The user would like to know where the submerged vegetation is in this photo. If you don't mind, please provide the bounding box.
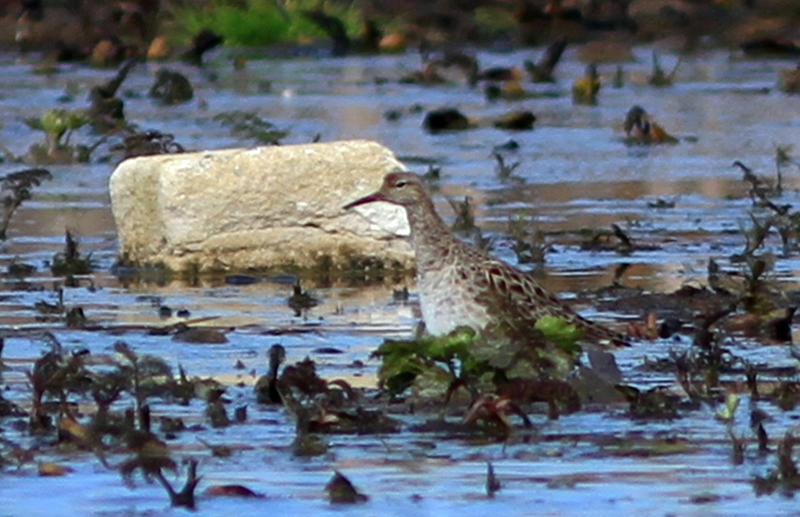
[5,269,800,509]
[0,168,51,240]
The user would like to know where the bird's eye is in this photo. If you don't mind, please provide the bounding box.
[394,180,408,188]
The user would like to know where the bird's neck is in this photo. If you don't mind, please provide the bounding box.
[404,197,457,270]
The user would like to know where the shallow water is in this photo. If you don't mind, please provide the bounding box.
[2,46,800,516]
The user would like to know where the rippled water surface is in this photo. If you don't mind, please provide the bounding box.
[2,46,800,516]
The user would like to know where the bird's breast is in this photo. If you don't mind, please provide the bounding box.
[416,266,491,336]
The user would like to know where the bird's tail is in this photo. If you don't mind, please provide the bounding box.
[575,316,630,348]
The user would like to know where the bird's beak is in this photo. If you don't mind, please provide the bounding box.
[343,191,386,210]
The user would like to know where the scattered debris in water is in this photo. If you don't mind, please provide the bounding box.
[149,69,194,106]
[326,471,368,504]
[110,129,185,159]
[213,111,288,144]
[486,461,501,497]
[287,281,320,317]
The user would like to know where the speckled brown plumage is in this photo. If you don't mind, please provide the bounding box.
[345,171,628,347]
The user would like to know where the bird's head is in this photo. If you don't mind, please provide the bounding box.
[343,171,426,209]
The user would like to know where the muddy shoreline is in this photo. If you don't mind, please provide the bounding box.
[1,1,799,57]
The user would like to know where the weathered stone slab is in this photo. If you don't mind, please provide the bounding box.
[109,140,413,272]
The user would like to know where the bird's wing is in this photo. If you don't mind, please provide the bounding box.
[464,253,629,347]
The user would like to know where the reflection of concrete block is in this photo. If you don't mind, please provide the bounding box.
[109,140,412,272]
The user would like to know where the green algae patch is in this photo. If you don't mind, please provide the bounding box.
[372,327,477,397]
[373,317,585,408]
[534,315,584,354]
